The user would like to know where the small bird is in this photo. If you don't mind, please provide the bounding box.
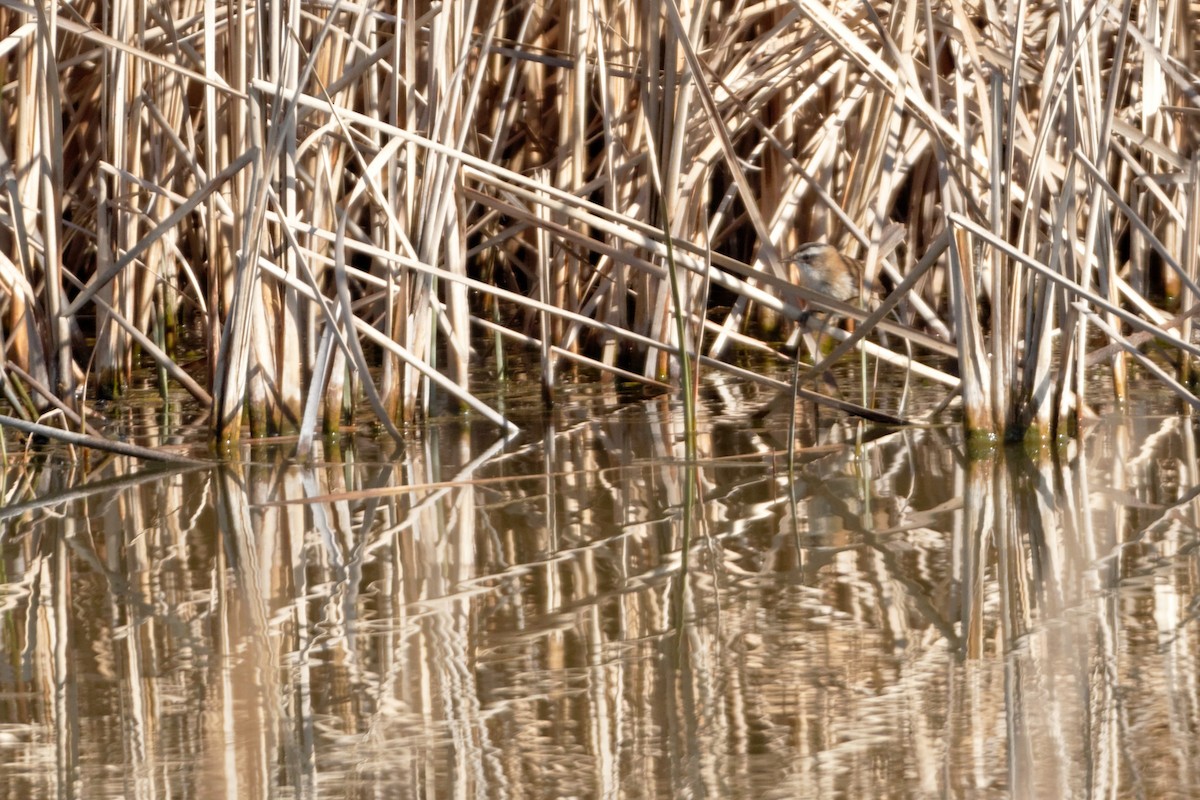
[756,242,883,420]
[788,242,872,306]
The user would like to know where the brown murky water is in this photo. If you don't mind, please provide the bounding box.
[1,376,1198,798]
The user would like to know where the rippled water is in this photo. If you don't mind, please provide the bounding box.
[1,376,1198,798]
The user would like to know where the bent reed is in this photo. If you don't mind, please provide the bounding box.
[0,0,1196,450]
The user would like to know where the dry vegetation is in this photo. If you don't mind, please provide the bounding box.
[0,0,1196,450]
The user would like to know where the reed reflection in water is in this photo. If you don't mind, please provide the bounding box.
[0,387,1198,798]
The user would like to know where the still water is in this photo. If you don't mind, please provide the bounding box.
[1,375,1198,798]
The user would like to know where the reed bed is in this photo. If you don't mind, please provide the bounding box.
[0,0,1195,447]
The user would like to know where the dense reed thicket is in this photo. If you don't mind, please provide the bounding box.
[0,0,1196,448]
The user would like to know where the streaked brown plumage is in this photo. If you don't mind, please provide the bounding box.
[788,242,870,305]
[756,244,879,419]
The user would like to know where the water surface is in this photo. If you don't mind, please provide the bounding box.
[1,377,1198,798]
